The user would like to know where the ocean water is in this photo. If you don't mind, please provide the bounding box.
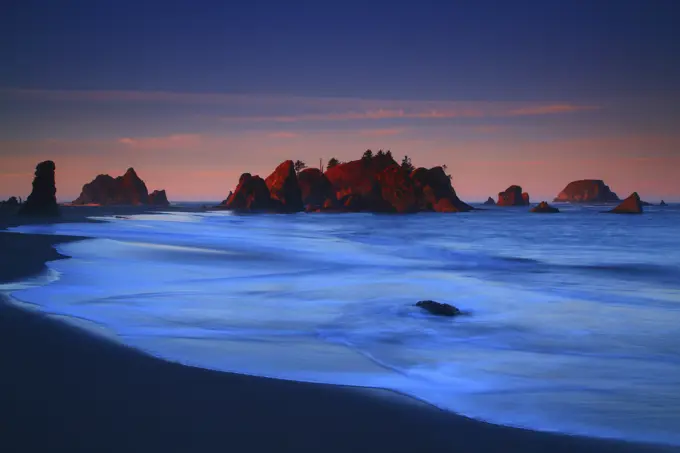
[5,203,680,445]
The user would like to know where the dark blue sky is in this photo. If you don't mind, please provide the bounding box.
[3,0,679,100]
[2,0,680,201]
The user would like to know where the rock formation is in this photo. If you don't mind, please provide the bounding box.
[609,192,643,214]
[554,180,620,203]
[410,167,473,212]
[18,161,59,216]
[483,197,496,205]
[148,190,170,206]
[1,196,19,207]
[264,160,304,212]
[660,200,668,206]
[221,173,276,212]
[220,155,473,214]
[73,168,169,206]
[415,300,463,317]
[497,185,530,206]
[531,201,560,213]
[297,168,337,211]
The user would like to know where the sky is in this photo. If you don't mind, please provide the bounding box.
[1,0,679,202]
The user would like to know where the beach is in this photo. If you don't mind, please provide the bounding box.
[1,207,678,453]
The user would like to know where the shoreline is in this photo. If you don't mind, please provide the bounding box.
[1,211,677,452]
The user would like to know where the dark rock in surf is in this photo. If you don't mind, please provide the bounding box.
[660,200,668,206]
[483,197,496,206]
[18,161,59,216]
[73,167,163,206]
[609,192,643,214]
[222,173,276,212]
[410,166,473,212]
[530,201,560,213]
[416,300,462,317]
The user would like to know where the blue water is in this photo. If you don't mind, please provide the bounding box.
[5,203,680,445]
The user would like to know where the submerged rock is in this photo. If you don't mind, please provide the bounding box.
[531,201,560,213]
[609,192,643,214]
[554,180,620,203]
[483,197,496,205]
[497,185,530,206]
[415,300,462,317]
[18,161,59,216]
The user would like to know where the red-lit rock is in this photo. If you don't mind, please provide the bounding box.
[410,167,473,212]
[609,192,643,214]
[530,201,560,213]
[497,185,530,206]
[554,180,620,203]
[297,168,337,211]
[264,160,303,213]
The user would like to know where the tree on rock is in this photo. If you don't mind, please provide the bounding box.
[294,160,307,174]
[401,155,414,173]
[327,157,340,169]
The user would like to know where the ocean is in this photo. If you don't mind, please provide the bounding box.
[5,203,680,445]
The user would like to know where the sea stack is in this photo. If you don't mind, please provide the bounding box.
[483,197,496,205]
[497,185,530,206]
[18,160,59,216]
[222,173,276,212]
[148,190,170,206]
[73,168,168,206]
[531,201,560,213]
[609,192,643,214]
[660,200,668,206]
[264,160,304,213]
[554,180,620,203]
[410,166,473,212]
[297,168,338,211]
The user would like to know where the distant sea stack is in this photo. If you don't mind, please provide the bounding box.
[497,185,530,206]
[609,192,643,214]
[219,153,473,214]
[531,201,560,213]
[18,160,59,216]
[554,180,620,203]
[660,200,668,206]
[72,168,169,206]
[148,190,170,206]
[483,197,496,206]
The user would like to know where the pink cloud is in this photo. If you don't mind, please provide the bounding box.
[508,104,600,116]
[117,134,202,150]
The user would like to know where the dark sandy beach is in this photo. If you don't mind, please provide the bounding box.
[1,208,677,453]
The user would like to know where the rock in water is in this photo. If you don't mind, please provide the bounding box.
[73,168,160,205]
[297,168,337,211]
[609,192,643,214]
[264,160,304,212]
[660,200,668,206]
[410,166,473,212]
[223,173,275,211]
[415,300,462,317]
[483,197,496,205]
[18,161,59,216]
[497,185,530,206]
[148,190,170,206]
[531,201,560,213]
[554,180,620,203]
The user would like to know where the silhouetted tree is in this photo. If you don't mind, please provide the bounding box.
[385,150,393,159]
[327,157,340,169]
[294,160,307,174]
[376,149,386,157]
[401,155,414,173]
[362,149,374,160]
